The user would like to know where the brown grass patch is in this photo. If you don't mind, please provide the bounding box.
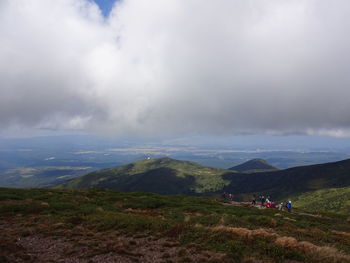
[275,236,350,263]
[284,217,297,222]
[332,230,350,238]
[40,202,50,207]
[212,226,277,240]
[125,208,165,219]
[183,212,204,217]
[165,225,188,238]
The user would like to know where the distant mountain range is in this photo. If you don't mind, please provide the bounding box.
[55,157,350,214]
[229,158,278,173]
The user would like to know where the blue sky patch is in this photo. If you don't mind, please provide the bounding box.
[92,0,117,17]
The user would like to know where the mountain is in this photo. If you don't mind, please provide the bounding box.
[224,158,350,202]
[56,157,350,214]
[56,157,232,194]
[229,158,278,173]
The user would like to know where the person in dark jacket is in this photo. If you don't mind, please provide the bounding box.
[222,192,227,200]
[252,194,256,205]
[260,195,265,206]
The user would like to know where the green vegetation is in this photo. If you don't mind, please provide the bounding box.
[225,158,350,203]
[293,187,350,214]
[229,158,279,173]
[0,188,349,262]
[53,157,350,217]
[56,157,231,194]
[0,166,93,188]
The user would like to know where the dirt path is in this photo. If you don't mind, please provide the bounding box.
[222,200,324,218]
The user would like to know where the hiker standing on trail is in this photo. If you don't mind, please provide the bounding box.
[286,201,292,212]
[278,202,283,211]
[222,192,227,200]
[252,194,256,205]
[261,195,265,206]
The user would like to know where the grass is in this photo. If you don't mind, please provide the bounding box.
[0,188,349,262]
[292,187,350,214]
[56,157,231,194]
[224,158,350,203]
[1,166,93,188]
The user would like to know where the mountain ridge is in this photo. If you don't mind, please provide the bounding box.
[229,158,278,173]
[56,157,350,213]
[56,157,232,194]
[224,158,350,201]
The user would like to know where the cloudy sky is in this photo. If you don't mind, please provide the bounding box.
[1,0,350,138]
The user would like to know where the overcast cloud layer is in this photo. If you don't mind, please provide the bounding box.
[1,0,350,137]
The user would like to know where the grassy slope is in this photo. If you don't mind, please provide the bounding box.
[292,187,350,214]
[229,158,278,173]
[0,166,93,188]
[0,188,350,263]
[56,158,232,194]
[224,158,350,201]
[55,157,350,215]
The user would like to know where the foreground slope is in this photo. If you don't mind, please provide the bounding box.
[56,157,232,194]
[292,187,350,214]
[229,158,278,173]
[224,158,350,201]
[1,188,350,263]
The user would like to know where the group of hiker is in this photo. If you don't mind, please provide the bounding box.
[222,192,292,212]
[222,192,234,201]
[253,195,292,212]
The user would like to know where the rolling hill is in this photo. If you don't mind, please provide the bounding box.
[56,157,232,194]
[224,158,350,202]
[229,158,278,173]
[56,157,350,214]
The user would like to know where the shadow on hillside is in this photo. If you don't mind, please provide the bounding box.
[98,167,196,195]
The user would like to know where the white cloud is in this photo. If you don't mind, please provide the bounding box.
[1,0,350,137]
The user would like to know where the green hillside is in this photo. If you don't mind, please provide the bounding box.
[292,187,350,214]
[55,157,350,215]
[229,158,278,173]
[1,188,350,262]
[224,158,350,201]
[56,157,232,194]
[0,166,93,188]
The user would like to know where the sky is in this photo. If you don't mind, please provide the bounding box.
[1,0,350,141]
[92,0,116,16]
